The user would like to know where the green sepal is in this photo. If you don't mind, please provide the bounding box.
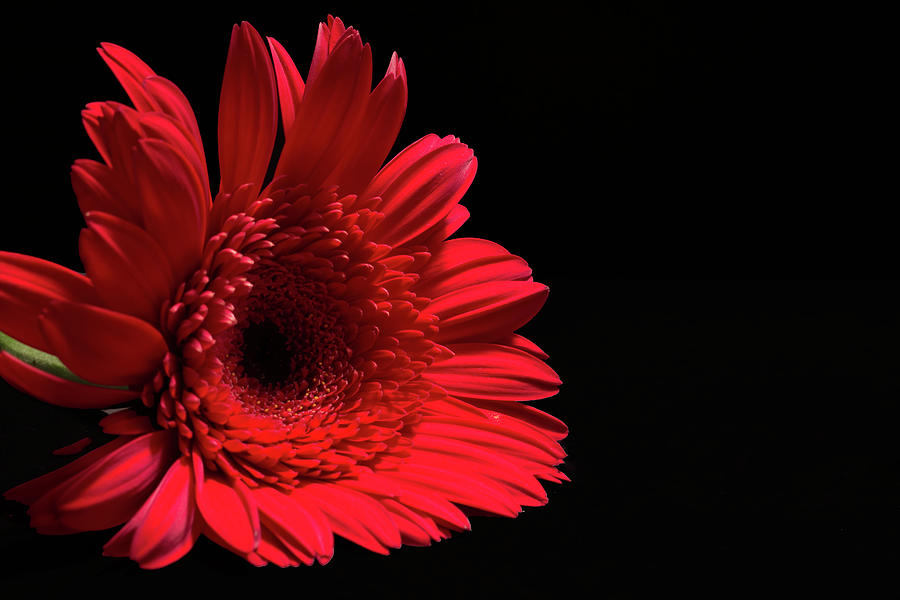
[0,330,128,390]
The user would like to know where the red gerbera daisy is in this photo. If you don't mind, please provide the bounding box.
[0,17,567,568]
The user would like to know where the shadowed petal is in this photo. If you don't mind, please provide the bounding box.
[218,22,277,199]
[39,300,167,386]
[0,252,97,351]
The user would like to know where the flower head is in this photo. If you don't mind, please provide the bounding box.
[0,17,567,568]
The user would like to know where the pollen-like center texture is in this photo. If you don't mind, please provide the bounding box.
[220,262,354,424]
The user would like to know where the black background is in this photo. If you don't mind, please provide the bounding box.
[1,2,897,596]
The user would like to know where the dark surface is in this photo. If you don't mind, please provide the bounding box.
[1,2,896,596]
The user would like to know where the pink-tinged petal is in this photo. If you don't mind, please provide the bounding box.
[0,351,137,408]
[218,22,277,199]
[80,211,175,323]
[39,300,167,386]
[99,409,154,435]
[131,138,206,282]
[425,343,561,402]
[416,238,532,299]
[498,333,549,360]
[469,398,569,442]
[193,449,259,555]
[362,136,477,247]
[253,485,332,559]
[7,437,131,505]
[267,36,305,134]
[323,52,408,196]
[429,281,549,344]
[53,431,178,531]
[274,28,372,194]
[301,482,402,554]
[129,456,199,569]
[52,437,92,456]
[0,252,97,351]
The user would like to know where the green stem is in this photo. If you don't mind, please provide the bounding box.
[0,330,128,390]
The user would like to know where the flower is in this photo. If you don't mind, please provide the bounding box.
[0,17,567,568]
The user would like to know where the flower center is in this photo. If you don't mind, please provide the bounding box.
[239,320,292,384]
[217,261,353,423]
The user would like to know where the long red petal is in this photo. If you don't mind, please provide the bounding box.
[362,136,477,247]
[131,138,206,283]
[322,52,408,196]
[0,252,97,351]
[80,211,175,324]
[193,450,259,555]
[0,350,136,408]
[5,437,131,506]
[39,300,167,386]
[301,482,401,554]
[253,485,332,559]
[267,36,305,135]
[218,22,277,198]
[54,431,178,530]
[416,237,532,298]
[425,343,561,401]
[129,456,199,569]
[428,281,549,344]
[274,27,372,193]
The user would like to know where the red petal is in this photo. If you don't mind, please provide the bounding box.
[322,52,408,196]
[466,398,569,441]
[498,333,549,359]
[39,300,167,386]
[0,350,137,408]
[6,437,130,505]
[274,28,372,193]
[99,409,154,435]
[307,16,348,86]
[387,463,521,517]
[408,203,471,249]
[52,437,92,456]
[253,485,332,559]
[80,211,175,323]
[417,238,532,299]
[362,136,477,247]
[425,343,561,401]
[301,482,401,554]
[267,36,305,135]
[428,281,549,344]
[218,22,277,198]
[97,42,156,112]
[71,159,137,224]
[0,252,97,351]
[129,456,199,569]
[406,444,548,506]
[54,430,178,531]
[193,450,259,555]
[131,138,207,283]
